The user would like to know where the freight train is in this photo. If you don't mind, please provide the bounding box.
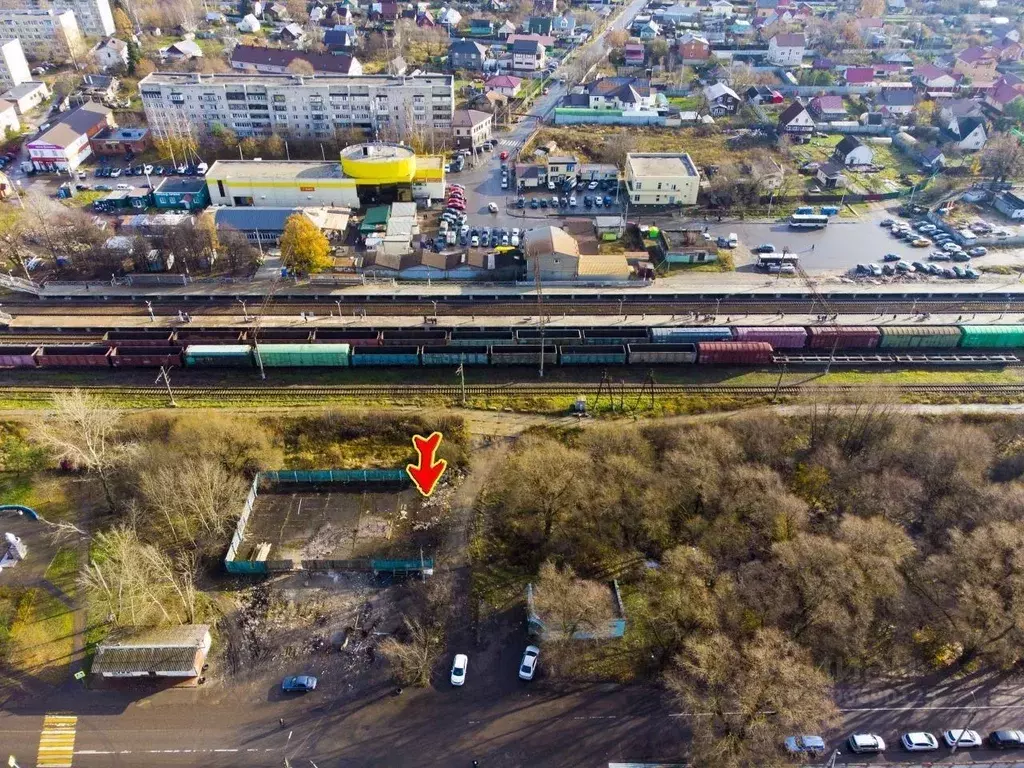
[0,324,1021,370]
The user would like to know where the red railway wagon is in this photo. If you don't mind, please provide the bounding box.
[103,331,176,347]
[311,329,382,346]
[696,341,774,365]
[35,345,112,367]
[0,345,40,368]
[806,326,881,350]
[109,346,184,368]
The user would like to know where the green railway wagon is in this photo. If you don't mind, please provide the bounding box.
[878,326,962,349]
[958,325,1024,348]
[255,343,351,367]
[559,344,627,365]
[421,346,489,365]
[184,344,254,367]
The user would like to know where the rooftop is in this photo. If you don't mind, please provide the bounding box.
[230,45,359,74]
[138,72,452,88]
[92,625,210,676]
[627,152,698,178]
[206,160,346,182]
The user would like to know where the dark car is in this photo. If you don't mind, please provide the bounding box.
[583,196,593,208]
[281,675,317,692]
[604,195,613,206]
[530,198,539,209]
[516,196,526,208]
[539,198,548,208]
[990,731,1024,749]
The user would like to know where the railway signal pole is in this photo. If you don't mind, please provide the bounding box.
[155,366,177,407]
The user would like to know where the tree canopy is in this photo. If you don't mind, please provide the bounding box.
[279,213,332,274]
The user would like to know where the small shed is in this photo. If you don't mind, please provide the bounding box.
[526,581,626,640]
[594,216,624,240]
[92,625,212,679]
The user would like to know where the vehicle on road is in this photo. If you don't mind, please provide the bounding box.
[969,246,988,256]
[943,729,982,749]
[588,180,599,190]
[880,218,894,227]
[281,675,317,692]
[848,734,886,754]
[912,239,931,247]
[783,736,826,756]
[519,646,540,680]
[488,202,499,213]
[988,730,1024,749]
[901,732,938,752]
[883,253,900,262]
[451,654,468,686]
[753,243,776,253]
[500,151,509,160]
[569,196,577,207]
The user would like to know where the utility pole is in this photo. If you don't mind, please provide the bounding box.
[155,366,177,407]
[949,691,979,757]
[145,300,155,322]
[772,362,787,402]
[534,250,545,378]
[457,354,466,407]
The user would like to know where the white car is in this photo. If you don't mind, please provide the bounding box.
[143,164,153,175]
[943,729,982,749]
[547,181,556,191]
[569,196,577,206]
[518,646,540,680]
[848,734,886,754]
[471,235,479,247]
[115,183,130,190]
[450,654,468,686]
[488,202,499,213]
[901,732,939,752]
[512,227,520,237]
[511,234,520,247]
[460,225,469,236]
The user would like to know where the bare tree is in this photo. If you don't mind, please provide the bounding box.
[979,133,1024,182]
[533,560,611,640]
[379,617,442,687]
[33,390,137,511]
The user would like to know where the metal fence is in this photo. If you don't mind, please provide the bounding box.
[261,469,408,484]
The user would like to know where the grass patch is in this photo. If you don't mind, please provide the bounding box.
[667,95,701,110]
[62,190,104,209]
[44,548,79,600]
[7,587,75,684]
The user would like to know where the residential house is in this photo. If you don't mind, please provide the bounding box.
[919,146,946,171]
[230,45,362,75]
[89,126,149,155]
[485,74,522,97]
[745,84,782,104]
[512,39,545,71]
[887,0,906,12]
[703,82,740,116]
[985,78,1024,113]
[528,16,553,35]
[678,33,710,62]
[0,99,19,134]
[452,109,493,151]
[884,51,913,65]
[816,160,846,189]
[90,37,129,71]
[710,0,734,16]
[994,190,1024,220]
[265,2,290,21]
[954,46,999,85]
[496,20,516,39]
[623,43,645,66]
[586,77,653,110]
[1,81,50,115]
[944,115,987,151]
[27,101,114,173]
[0,39,30,91]
[877,89,916,117]
[810,94,845,120]
[415,12,436,28]
[71,74,119,108]
[436,6,461,27]
[755,0,778,19]
[856,17,885,45]
[637,20,660,40]
[625,152,700,206]
[545,154,577,182]
[323,28,355,52]
[833,135,873,166]
[469,18,493,36]
[448,39,488,70]
[552,13,576,36]
[913,63,961,92]
[160,40,203,60]
[842,66,876,86]
[777,99,814,134]
[523,225,581,281]
[237,13,261,32]
[661,2,700,23]
[767,33,805,66]
[940,98,983,123]
[279,23,305,43]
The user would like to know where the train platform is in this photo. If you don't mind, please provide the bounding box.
[8,311,1024,332]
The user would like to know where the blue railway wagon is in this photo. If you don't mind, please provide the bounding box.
[650,327,733,344]
[184,344,255,367]
[560,344,627,365]
[380,330,447,347]
[516,328,582,345]
[581,328,649,346]
[351,345,421,366]
[491,344,557,366]
[312,329,381,346]
[627,343,697,364]
[422,345,489,365]
[449,329,515,346]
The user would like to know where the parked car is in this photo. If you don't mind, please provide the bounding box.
[848,734,886,754]
[943,730,982,749]
[883,253,900,262]
[488,202,499,214]
[912,239,931,247]
[901,732,938,752]
[519,646,540,680]
[569,196,577,207]
[784,736,826,756]
[281,675,317,692]
[516,197,526,208]
[450,654,468,686]
[869,264,883,277]
[969,247,988,257]
[964,267,981,279]
[588,180,599,190]
[754,244,776,253]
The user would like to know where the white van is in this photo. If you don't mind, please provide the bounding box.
[727,232,739,248]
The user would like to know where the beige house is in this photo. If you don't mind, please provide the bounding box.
[523,225,581,281]
[451,109,492,151]
[625,152,700,206]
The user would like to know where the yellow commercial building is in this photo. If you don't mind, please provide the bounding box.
[206,143,446,209]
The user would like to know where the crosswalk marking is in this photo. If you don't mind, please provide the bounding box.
[496,138,523,149]
[37,714,78,768]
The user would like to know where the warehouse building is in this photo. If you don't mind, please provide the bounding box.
[92,625,211,679]
[138,71,455,141]
[206,143,445,209]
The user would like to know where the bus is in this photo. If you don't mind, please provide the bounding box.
[789,213,830,230]
[757,252,800,273]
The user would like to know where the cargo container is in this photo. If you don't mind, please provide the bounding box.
[805,326,881,350]
[732,326,808,349]
[626,343,697,364]
[104,330,176,347]
[183,344,254,367]
[560,344,627,365]
[516,328,582,345]
[581,328,649,345]
[422,345,489,366]
[0,345,40,368]
[350,345,421,366]
[255,343,350,367]
[490,344,557,366]
[958,325,1024,349]
[650,327,733,343]
[312,329,381,346]
[110,346,184,368]
[697,341,774,365]
[380,330,447,347]
[878,326,962,349]
[449,329,515,346]
[176,330,246,345]
[35,345,112,367]
[255,330,314,342]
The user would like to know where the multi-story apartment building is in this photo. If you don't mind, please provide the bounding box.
[28,0,115,37]
[138,72,455,141]
[0,38,31,89]
[0,8,82,60]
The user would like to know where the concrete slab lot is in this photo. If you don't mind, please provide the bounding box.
[245,484,433,564]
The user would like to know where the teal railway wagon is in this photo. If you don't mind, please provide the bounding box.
[255,343,351,367]
[421,345,489,365]
[491,344,557,366]
[878,326,962,349]
[559,345,627,365]
[958,325,1024,348]
[184,344,254,367]
[350,345,421,366]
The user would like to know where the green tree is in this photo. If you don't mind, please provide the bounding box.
[279,213,332,274]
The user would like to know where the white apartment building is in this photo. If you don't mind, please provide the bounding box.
[138,72,455,141]
[0,39,31,90]
[50,0,115,37]
[0,8,82,60]
[625,152,700,206]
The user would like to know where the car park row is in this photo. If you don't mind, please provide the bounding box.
[786,729,1024,757]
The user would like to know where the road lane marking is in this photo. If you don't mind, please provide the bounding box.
[37,714,77,768]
